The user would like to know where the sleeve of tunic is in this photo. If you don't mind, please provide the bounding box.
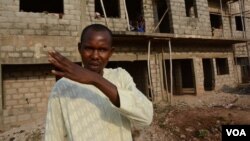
[44,86,67,141]
[114,68,154,128]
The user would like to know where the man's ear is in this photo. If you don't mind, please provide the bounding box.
[78,42,81,53]
[109,47,115,57]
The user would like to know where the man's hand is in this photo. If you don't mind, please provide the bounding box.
[48,50,97,84]
[48,50,120,107]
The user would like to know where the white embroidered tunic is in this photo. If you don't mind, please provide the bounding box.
[45,68,153,141]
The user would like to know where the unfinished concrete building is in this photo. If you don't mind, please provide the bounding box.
[0,0,249,129]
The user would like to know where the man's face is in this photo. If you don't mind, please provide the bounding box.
[78,31,113,74]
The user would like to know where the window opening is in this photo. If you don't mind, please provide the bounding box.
[184,0,198,17]
[235,16,245,31]
[210,13,222,29]
[216,58,229,75]
[20,0,64,14]
[106,61,151,99]
[95,0,120,18]
[156,0,171,33]
[126,0,144,32]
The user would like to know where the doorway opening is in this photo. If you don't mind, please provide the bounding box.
[106,61,150,98]
[164,59,196,95]
[202,59,215,91]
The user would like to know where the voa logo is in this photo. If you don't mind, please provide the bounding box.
[226,129,246,136]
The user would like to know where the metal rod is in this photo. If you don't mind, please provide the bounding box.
[147,40,154,101]
[100,0,108,27]
[153,8,169,32]
[123,0,130,31]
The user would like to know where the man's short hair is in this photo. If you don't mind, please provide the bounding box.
[80,24,113,44]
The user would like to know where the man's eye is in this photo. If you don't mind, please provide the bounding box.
[84,47,93,51]
[98,49,108,52]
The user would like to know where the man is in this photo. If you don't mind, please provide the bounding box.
[45,24,153,141]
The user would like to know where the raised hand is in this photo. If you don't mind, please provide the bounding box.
[48,50,98,85]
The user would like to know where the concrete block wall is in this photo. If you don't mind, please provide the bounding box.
[208,0,231,38]
[0,35,80,64]
[227,0,250,39]
[213,56,238,90]
[0,0,83,64]
[169,0,212,37]
[0,0,81,36]
[149,55,162,102]
[233,0,250,58]
[162,44,237,94]
[143,0,155,33]
[1,65,55,129]
[234,43,248,57]
[228,0,248,39]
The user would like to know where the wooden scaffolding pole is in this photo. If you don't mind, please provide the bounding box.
[147,40,154,101]
[219,0,224,37]
[162,47,169,101]
[239,0,246,38]
[100,0,108,27]
[168,39,173,105]
[153,38,173,104]
[122,0,130,31]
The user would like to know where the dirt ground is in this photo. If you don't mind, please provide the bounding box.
[1,84,250,141]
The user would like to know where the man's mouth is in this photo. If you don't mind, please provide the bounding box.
[88,63,100,69]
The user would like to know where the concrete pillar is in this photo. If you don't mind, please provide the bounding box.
[175,61,182,94]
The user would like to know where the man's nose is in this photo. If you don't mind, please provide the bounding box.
[91,49,99,59]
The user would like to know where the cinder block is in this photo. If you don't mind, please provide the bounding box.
[22,52,34,57]
[0,17,8,22]
[14,23,27,29]
[9,29,22,34]
[8,52,20,57]
[36,18,46,24]
[60,31,70,36]
[30,98,41,103]
[59,19,70,24]
[18,88,29,93]
[6,100,18,106]
[12,94,24,99]
[28,24,41,29]
[0,45,14,51]
[5,88,17,95]
[30,87,40,93]
[18,114,31,121]
[47,19,58,24]
[48,30,60,35]
[25,93,35,98]
[0,23,13,28]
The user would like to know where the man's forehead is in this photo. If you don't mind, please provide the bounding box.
[83,30,111,41]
